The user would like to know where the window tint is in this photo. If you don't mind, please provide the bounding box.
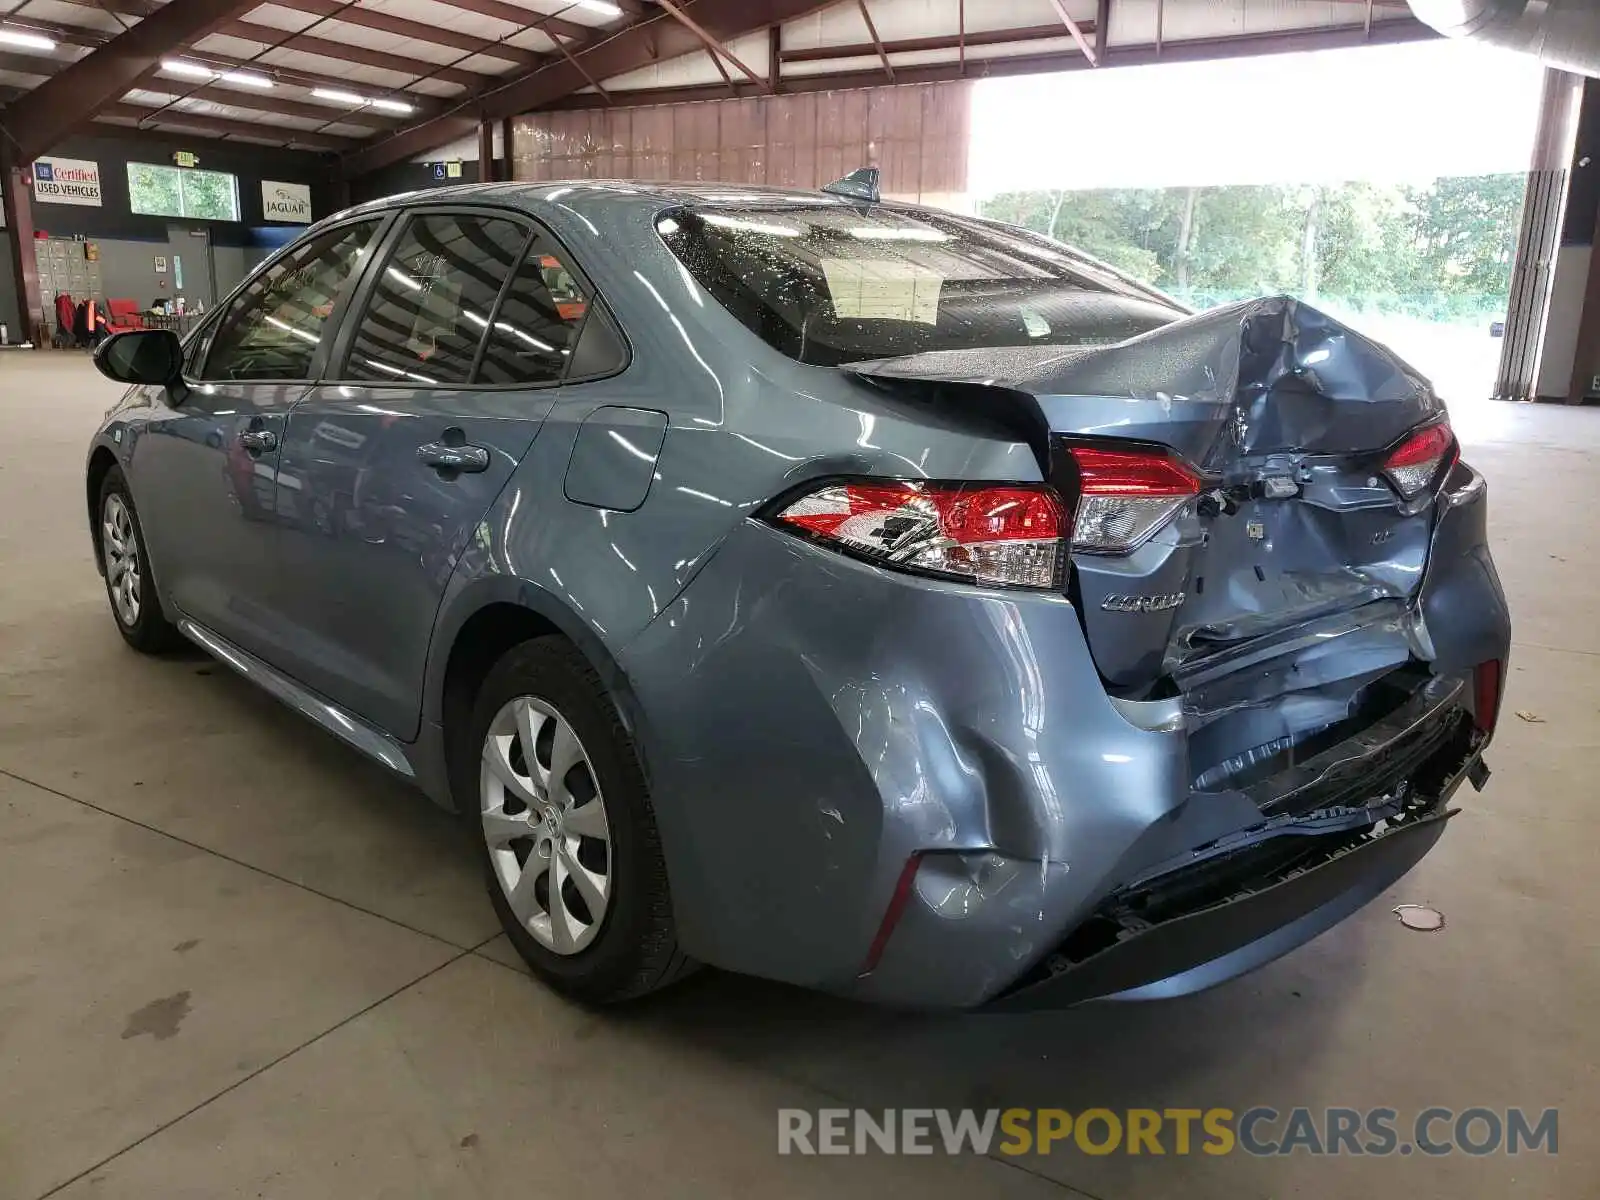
[203,221,378,381]
[658,205,1181,366]
[565,300,628,380]
[343,213,529,386]
[475,235,592,386]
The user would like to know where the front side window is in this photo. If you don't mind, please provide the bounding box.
[474,235,595,386]
[343,212,530,386]
[203,220,379,382]
[659,204,1182,365]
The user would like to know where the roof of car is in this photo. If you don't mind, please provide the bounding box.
[322,179,1184,313]
[333,179,903,221]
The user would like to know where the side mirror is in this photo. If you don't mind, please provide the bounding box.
[94,329,184,387]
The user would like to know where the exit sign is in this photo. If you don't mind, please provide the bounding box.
[173,150,199,168]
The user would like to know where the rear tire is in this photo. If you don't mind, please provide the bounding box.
[462,636,691,1004]
[97,467,183,654]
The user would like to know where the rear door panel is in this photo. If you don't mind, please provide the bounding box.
[272,389,552,736]
[271,206,596,740]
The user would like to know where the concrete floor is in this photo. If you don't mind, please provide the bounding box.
[1,353,1596,1200]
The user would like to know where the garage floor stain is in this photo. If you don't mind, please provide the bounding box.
[120,990,192,1042]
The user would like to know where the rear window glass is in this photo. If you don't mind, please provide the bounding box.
[658,205,1180,366]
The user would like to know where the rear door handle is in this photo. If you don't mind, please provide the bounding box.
[417,441,490,474]
[239,429,278,453]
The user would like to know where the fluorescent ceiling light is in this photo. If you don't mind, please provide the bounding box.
[573,0,623,16]
[0,28,57,51]
[161,59,215,79]
[370,97,413,114]
[220,70,273,89]
[311,88,365,105]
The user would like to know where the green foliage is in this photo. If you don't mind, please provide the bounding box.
[977,174,1527,324]
[125,163,239,221]
[180,169,240,221]
[127,162,182,218]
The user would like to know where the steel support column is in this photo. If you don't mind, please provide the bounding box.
[1496,67,1583,401]
[1,143,41,345]
[501,116,517,181]
[478,120,497,182]
[328,167,352,214]
[1565,77,1600,403]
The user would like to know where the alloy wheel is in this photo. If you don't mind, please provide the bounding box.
[102,494,142,628]
[480,696,612,955]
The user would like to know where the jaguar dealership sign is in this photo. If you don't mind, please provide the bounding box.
[262,180,312,224]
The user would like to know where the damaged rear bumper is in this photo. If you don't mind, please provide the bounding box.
[622,482,1506,1010]
[855,666,1486,1010]
[991,806,1457,1010]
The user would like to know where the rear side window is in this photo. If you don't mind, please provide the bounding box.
[658,205,1179,366]
[203,220,379,381]
[343,212,530,386]
[475,235,596,386]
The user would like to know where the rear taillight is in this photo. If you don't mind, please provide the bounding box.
[1068,445,1202,554]
[1382,422,1458,499]
[772,480,1065,590]
[1473,659,1503,735]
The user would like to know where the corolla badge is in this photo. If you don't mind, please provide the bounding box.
[1101,592,1186,614]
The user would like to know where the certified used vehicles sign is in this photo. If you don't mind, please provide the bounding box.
[32,157,103,207]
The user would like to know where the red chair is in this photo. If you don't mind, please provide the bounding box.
[104,298,146,334]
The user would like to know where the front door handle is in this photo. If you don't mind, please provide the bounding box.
[239,429,278,454]
[417,441,490,474]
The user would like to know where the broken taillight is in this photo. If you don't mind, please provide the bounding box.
[1382,422,1458,499]
[1068,445,1202,554]
[772,480,1066,590]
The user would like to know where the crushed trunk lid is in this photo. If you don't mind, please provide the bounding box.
[850,297,1451,706]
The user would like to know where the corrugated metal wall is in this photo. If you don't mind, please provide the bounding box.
[509,81,972,206]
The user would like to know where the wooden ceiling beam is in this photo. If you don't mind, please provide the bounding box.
[270,0,547,68]
[422,0,590,42]
[5,0,270,159]
[224,19,489,86]
[104,101,357,150]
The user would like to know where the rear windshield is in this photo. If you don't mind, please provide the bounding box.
[658,204,1181,366]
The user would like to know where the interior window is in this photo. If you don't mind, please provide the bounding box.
[475,234,594,386]
[202,221,379,382]
[343,213,530,386]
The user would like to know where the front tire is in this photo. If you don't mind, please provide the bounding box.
[97,467,182,654]
[464,637,690,1004]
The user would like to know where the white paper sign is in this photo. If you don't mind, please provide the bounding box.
[261,180,312,224]
[32,156,103,207]
[820,259,942,324]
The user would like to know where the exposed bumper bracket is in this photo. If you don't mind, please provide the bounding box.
[991,808,1456,1010]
